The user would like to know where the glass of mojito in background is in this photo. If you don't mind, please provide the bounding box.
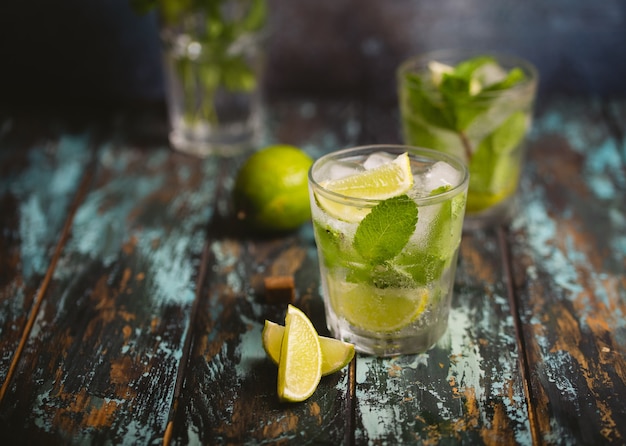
[397,50,538,229]
[308,145,468,356]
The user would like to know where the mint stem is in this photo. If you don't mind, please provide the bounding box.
[459,131,473,163]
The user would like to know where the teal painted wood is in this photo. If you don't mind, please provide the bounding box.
[0,116,94,384]
[349,102,532,444]
[353,229,532,445]
[509,98,626,444]
[1,96,624,444]
[0,133,216,444]
[173,217,351,444]
[170,99,533,445]
[169,100,363,445]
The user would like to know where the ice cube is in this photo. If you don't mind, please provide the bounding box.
[474,62,507,88]
[406,179,429,199]
[409,202,440,248]
[428,61,454,86]
[363,151,396,170]
[422,161,460,193]
[319,160,364,181]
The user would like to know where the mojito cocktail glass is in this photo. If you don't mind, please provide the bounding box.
[398,50,538,229]
[308,145,468,356]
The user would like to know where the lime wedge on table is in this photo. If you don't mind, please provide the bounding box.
[316,152,414,222]
[263,320,355,376]
[277,305,323,402]
[328,277,428,333]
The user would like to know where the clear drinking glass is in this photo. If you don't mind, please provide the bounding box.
[308,145,469,356]
[160,5,266,157]
[397,49,538,229]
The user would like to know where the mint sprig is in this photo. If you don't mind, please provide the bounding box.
[316,190,462,291]
[402,55,528,163]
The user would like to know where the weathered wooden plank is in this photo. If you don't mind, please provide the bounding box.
[173,215,352,444]
[0,128,215,444]
[344,102,531,445]
[509,97,626,444]
[353,227,532,445]
[2,95,620,444]
[0,116,94,386]
[170,99,362,445]
[171,97,534,445]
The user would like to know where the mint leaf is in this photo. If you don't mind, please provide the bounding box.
[422,187,465,267]
[370,263,416,288]
[395,188,462,287]
[240,0,267,32]
[222,56,256,92]
[488,111,528,154]
[396,251,447,286]
[401,73,456,130]
[454,56,498,79]
[353,195,418,263]
[426,189,454,253]
[482,67,526,92]
[431,185,452,195]
[346,262,415,289]
[440,74,473,98]
[313,221,358,269]
[401,115,453,152]
[469,111,527,192]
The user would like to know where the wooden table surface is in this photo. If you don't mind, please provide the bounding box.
[0,94,624,445]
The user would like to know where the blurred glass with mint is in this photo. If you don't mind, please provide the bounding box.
[134,0,267,157]
[397,50,538,228]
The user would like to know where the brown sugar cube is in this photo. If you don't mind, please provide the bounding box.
[264,276,295,304]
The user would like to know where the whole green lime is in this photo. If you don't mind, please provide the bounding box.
[233,145,314,233]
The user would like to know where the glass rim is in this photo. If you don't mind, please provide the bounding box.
[397,48,539,98]
[309,144,469,207]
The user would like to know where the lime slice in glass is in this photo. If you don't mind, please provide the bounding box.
[327,276,428,333]
[316,152,414,222]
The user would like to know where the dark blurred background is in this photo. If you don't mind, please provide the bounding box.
[0,0,625,109]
